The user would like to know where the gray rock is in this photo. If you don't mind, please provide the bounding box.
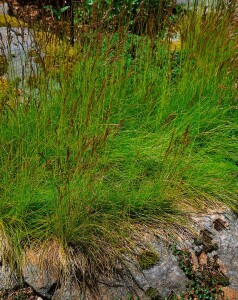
[53,270,148,300]
[22,244,61,299]
[0,265,19,291]
[0,232,19,291]
[126,242,189,297]
[50,211,238,300]
[189,210,238,289]
[142,256,188,296]
[52,276,81,300]
[84,209,238,299]
[209,212,238,289]
[0,2,9,15]
[79,241,188,299]
[0,26,37,79]
[23,262,58,299]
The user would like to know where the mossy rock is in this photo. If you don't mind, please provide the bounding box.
[138,250,160,270]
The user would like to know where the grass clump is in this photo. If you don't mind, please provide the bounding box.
[0,0,237,279]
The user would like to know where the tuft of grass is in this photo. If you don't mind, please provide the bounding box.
[0,0,237,280]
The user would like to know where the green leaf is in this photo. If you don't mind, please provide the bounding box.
[60,6,70,13]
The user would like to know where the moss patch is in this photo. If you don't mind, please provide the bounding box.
[138,250,160,270]
[145,287,163,300]
[0,14,26,27]
[32,31,81,78]
[169,38,181,51]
